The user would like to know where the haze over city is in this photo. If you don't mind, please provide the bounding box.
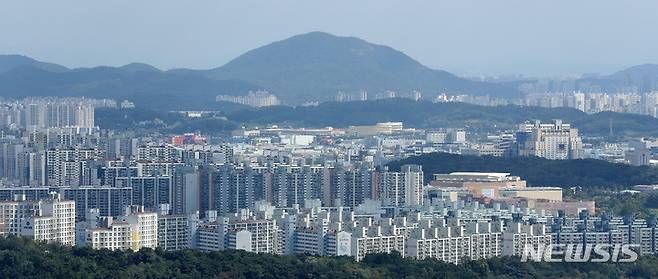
[3,1,658,278]
[2,0,658,76]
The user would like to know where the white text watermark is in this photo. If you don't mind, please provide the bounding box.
[521,244,639,263]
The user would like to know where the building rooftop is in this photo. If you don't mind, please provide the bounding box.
[448,172,511,177]
[433,172,521,182]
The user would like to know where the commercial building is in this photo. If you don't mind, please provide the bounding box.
[431,172,526,198]
[531,200,595,216]
[347,122,403,137]
[498,187,563,202]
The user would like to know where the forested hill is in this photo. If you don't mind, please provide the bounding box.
[1,237,658,279]
[96,99,658,137]
[386,152,658,187]
[197,31,520,102]
[226,99,658,137]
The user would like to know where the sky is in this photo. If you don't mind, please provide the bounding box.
[2,0,658,77]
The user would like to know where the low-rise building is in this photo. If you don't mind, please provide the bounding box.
[499,187,563,202]
[431,172,526,198]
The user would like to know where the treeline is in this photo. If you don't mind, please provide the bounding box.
[95,108,238,134]
[97,100,658,137]
[568,188,658,217]
[387,152,658,187]
[228,99,580,130]
[1,237,658,279]
[226,99,658,137]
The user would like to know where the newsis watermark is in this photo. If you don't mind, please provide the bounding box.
[521,244,639,263]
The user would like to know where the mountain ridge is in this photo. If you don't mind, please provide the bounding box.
[198,32,521,101]
[0,54,69,73]
[0,64,260,110]
[574,63,658,92]
[0,32,521,105]
[4,32,658,106]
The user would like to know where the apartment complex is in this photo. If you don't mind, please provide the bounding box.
[78,206,158,251]
[216,91,281,107]
[0,98,95,130]
[0,193,75,245]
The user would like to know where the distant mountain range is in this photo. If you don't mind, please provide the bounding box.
[576,64,658,92]
[0,55,69,73]
[0,32,521,108]
[3,32,658,109]
[503,63,658,93]
[0,62,259,110]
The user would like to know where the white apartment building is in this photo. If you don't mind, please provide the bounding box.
[216,91,281,107]
[197,210,277,254]
[45,147,104,186]
[158,212,199,251]
[551,216,658,256]
[516,120,583,160]
[0,193,75,246]
[79,206,158,251]
[502,223,552,256]
[14,99,95,130]
[405,222,503,264]
[136,144,183,162]
[406,228,471,264]
[351,225,406,261]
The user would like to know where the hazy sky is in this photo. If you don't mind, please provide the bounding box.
[2,0,658,77]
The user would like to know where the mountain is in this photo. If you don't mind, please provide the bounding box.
[575,64,658,92]
[196,32,522,102]
[0,54,69,73]
[607,64,658,83]
[0,33,521,106]
[119,63,162,73]
[605,64,658,91]
[0,65,260,110]
[8,34,658,108]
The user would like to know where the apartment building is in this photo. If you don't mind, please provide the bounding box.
[0,193,75,245]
